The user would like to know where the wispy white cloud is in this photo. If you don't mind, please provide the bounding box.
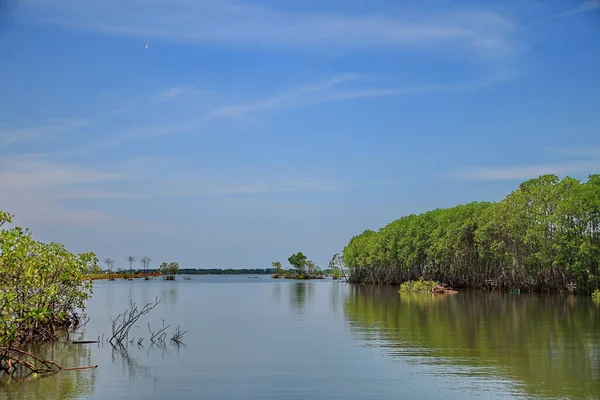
[0,155,133,229]
[0,154,340,230]
[0,119,89,147]
[556,0,600,17]
[0,155,123,188]
[155,86,192,102]
[37,67,514,154]
[209,73,361,118]
[448,161,600,181]
[28,0,519,59]
[208,68,514,119]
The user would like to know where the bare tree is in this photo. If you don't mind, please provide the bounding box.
[127,256,136,278]
[141,256,151,278]
[104,258,114,280]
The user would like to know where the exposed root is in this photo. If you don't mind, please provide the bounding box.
[0,346,97,376]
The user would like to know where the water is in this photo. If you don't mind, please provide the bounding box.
[1,276,599,400]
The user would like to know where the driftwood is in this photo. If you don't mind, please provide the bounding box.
[432,285,458,295]
[0,347,97,376]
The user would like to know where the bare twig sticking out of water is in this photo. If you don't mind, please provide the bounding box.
[109,297,161,346]
[148,320,170,345]
[170,326,187,344]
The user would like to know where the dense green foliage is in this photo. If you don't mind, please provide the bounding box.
[399,278,439,293]
[0,212,96,346]
[284,252,323,279]
[330,269,344,279]
[288,252,308,276]
[343,175,600,292]
[593,289,600,301]
[159,262,179,280]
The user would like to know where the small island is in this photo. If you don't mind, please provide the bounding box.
[271,252,345,280]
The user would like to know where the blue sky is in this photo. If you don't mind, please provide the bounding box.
[0,0,599,270]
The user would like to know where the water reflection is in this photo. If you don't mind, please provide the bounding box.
[344,286,600,399]
[160,287,178,308]
[272,282,282,304]
[288,282,315,318]
[0,343,97,400]
[110,345,154,382]
[329,280,345,315]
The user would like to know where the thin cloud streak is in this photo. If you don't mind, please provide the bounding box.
[0,155,124,187]
[555,0,600,17]
[88,71,510,149]
[38,69,516,155]
[0,155,342,231]
[156,86,191,101]
[28,0,519,58]
[0,119,89,147]
[209,73,361,118]
[210,69,514,119]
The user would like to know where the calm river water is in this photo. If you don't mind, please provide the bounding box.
[1,276,599,400]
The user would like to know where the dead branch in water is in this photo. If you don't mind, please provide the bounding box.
[109,297,160,346]
[148,320,170,344]
[170,326,187,344]
[0,346,97,376]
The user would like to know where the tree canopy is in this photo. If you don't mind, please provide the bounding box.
[342,174,600,292]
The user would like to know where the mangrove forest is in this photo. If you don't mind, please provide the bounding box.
[342,174,600,292]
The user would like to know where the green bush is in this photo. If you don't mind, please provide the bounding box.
[399,277,439,293]
[592,289,600,301]
[160,261,179,280]
[0,212,96,346]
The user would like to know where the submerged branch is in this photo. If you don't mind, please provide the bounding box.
[0,346,97,376]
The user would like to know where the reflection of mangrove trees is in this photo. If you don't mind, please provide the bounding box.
[344,285,600,399]
[0,342,96,399]
[289,282,315,317]
[343,175,600,292]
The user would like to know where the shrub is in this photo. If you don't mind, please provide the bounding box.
[0,212,96,346]
[160,261,179,280]
[592,289,600,301]
[399,277,439,293]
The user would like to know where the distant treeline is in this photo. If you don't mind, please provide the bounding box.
[175,268,276,275]
[342,175,600,293]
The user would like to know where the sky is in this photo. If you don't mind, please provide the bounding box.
[0,0,599,271]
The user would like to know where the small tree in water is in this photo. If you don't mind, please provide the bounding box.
[288,252,308,278]
[160,262,179,280]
